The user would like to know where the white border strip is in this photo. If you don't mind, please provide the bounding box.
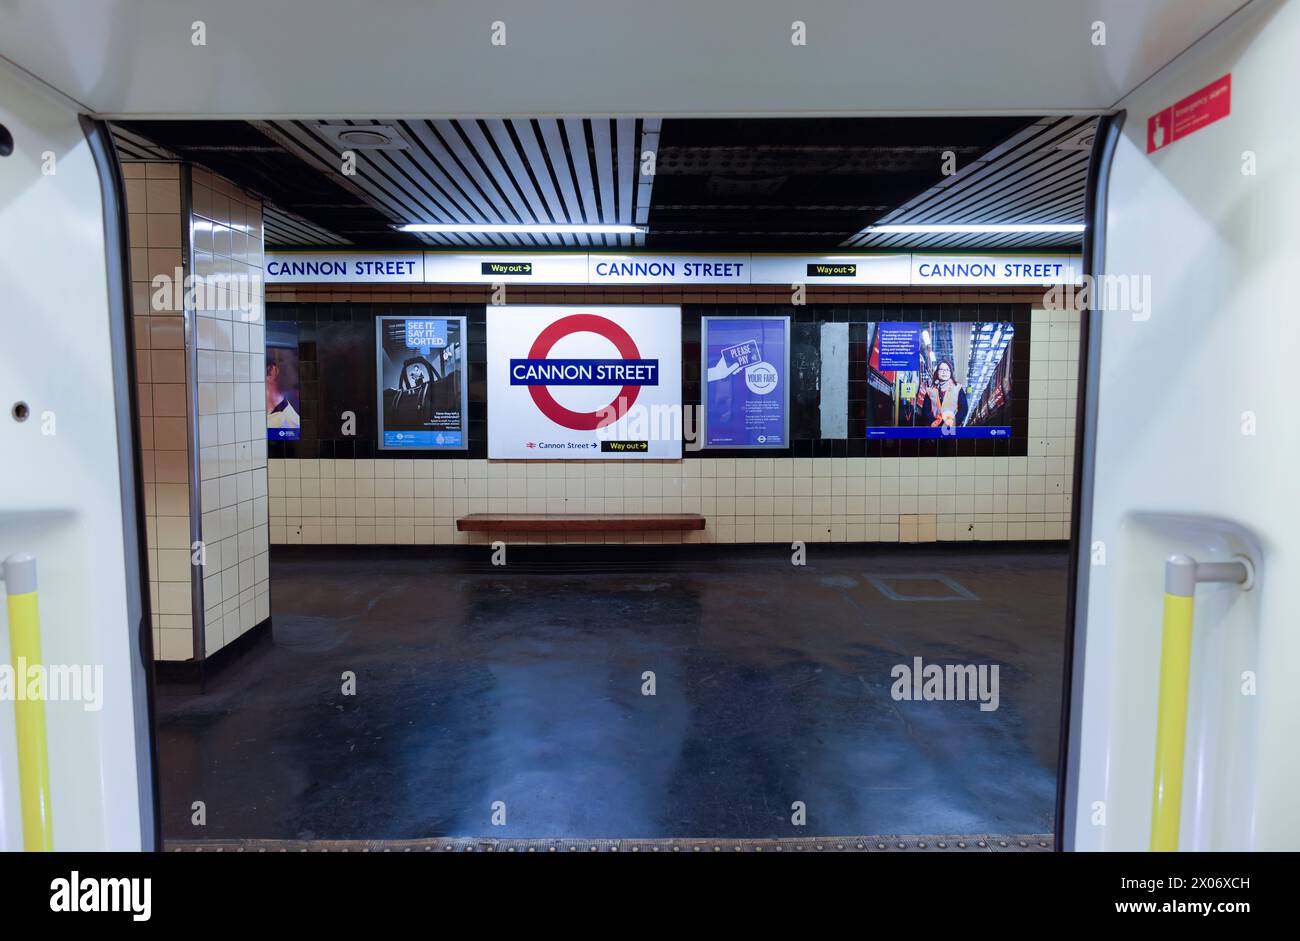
[265,250,1083,287]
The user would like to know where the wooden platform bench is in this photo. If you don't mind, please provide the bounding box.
[456,513,706,533]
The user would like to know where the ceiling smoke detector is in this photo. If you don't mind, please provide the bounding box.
[314,123,409,151]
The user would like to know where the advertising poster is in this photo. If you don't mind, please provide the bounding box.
[865,321,1015,439]
[375,315,469,450]
[487,305,682,459]
[265,322,301,441]
[701,315,789,448]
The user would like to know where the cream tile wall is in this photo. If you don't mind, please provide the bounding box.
[190,168,271,655]
[268,308,1079,544]
[126,162,275,659]
[123,161,195,660]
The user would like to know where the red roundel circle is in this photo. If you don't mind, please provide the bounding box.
[526,314,643,431]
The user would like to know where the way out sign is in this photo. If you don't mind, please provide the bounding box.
[1147,73,1231,154]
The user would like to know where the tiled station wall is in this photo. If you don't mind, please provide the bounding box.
[124,161,192,660]
[124,160,270,661]
[265,285,1079,545]
[264,301,1030,460]
[190,167,270,658]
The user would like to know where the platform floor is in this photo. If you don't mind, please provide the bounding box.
[155,544,1069,841]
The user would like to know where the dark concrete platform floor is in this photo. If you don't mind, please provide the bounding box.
[156,544,1069,841]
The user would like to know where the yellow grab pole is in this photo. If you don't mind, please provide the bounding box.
[4,553,53,851]
[1150,586,1194,852]
[1148,555,1251,852]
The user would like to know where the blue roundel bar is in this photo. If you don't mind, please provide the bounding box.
[509,359,659,385]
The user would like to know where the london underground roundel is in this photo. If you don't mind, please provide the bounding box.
[526,314,643,431]
[487,305,682,460]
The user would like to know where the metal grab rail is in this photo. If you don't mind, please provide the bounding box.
[2,553,53,851]
[1150,554,1252,852]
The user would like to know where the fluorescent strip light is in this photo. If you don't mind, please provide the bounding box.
[396,223,645,235]
[867,223,1085,234]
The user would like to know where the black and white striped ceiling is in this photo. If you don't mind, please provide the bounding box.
[113,115,1094,252]
[263,204,352,246]
[842,116,1097,251]
[114,123,356,247]
[254,118,658,249]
